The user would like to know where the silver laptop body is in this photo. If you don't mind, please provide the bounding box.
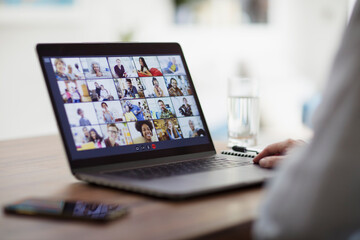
[37,42,273,199]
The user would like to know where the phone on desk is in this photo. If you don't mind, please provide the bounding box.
[4,198,128,222]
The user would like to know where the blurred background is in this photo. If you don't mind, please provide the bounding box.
[0,0,355,142]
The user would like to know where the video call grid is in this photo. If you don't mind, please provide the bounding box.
[51,55,206,151]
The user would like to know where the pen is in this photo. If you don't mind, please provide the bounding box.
[232,146,259,154]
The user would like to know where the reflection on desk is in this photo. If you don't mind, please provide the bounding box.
[0,135,264,240]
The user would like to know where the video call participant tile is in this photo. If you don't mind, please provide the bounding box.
[80,57,112,79]
[121,99,151,121]
[127,120,159,144]
[51,57,85,81]
[100,123,133,147]
[86,79,119,102]
[171,95,199,118]
[147,97,176,120]
[71,125,105,150]
[157,55,186,76]
[64,102,99,127]
[177,116,206,138]
[163,75,192,96]
[153,118,183,141]
[93,101,125,124]
[108,57,138,78]
[58,80,91,103]
[133,56,163,77]
[116,78,145,100]
[140,76,169,98]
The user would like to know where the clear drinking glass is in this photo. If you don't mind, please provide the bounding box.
[227,77,259,147]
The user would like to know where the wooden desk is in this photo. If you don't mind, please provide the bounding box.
[0,135,264,240]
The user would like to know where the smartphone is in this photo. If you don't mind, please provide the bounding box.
[4,198,128,222]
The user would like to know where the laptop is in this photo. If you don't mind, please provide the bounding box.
[37,43,273,199]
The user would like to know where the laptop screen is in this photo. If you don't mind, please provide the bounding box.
[40,47,213,164]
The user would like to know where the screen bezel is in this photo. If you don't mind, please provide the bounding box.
[37,43,216,169]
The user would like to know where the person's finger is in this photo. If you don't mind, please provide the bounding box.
[253,140,288,163]
[253,139,297,164]
[258,155,285,168]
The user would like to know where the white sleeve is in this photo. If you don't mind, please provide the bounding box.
[253,2,360,239]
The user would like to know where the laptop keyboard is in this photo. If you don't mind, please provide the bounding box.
[105,156,254,180]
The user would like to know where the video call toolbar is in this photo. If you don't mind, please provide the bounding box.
[51,55,206,151]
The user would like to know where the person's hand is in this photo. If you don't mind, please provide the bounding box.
[253,139,305,168]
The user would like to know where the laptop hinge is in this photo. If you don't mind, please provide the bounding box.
[73,150,216,174]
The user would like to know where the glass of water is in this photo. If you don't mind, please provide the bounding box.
[227,77,259,147]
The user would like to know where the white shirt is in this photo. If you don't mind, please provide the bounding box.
[253,2,360,239]
[100,89,108,99]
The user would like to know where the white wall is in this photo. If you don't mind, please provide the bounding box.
[0,0,350,140]
[0,0,172,140]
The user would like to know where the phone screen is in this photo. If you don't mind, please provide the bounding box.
[4,198,128,221]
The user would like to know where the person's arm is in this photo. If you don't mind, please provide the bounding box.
[158,87,164,97]
[253,3,360,239]
[142,70,152,76]
[132,106,140,115]
[114,65,120,78]
[167,130,173,140]
[188,105,193,115]
[136,106,142,114]
[132,112,137,121]
[253,139,305,168]
[140,67,152,76]
[154,87,159,97]
[176,129,182,139]
[133,87,138,94]
[110,111,114,121]
[120,65,125,77]
[179,106,185,116]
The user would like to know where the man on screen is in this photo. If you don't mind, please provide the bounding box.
[104,124,120,147]
[124,79,138,98]
[77,108,91,126]
[179,98,193,116]
[168,78,183,96]
[153,77,164,97]
[54,58,70,81]
[114,59,126,78]
[82,127,90,143]
[158,100,175,119]
[125,101,144,121]
[188,120,205,138]
[94,82,101,99]
[82,127,91,143]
